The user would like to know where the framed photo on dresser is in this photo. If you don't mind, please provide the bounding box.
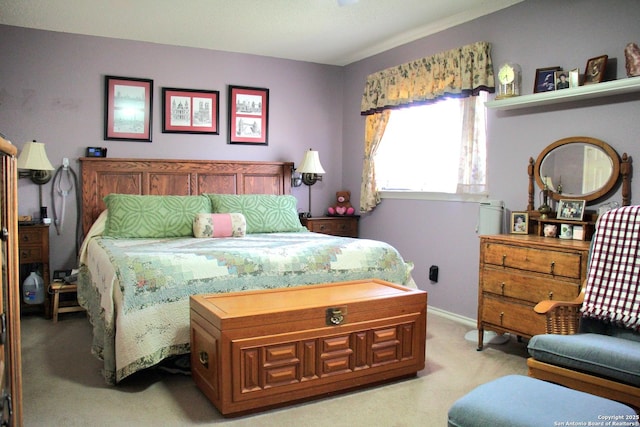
[510,211,529,234]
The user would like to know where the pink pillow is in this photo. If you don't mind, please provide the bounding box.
[193,213,246,238]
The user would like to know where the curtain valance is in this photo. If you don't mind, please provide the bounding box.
[360,41,495,115]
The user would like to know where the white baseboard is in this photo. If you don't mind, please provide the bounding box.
[427,306,476,328]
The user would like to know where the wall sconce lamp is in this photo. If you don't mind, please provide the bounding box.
[17,140,55,215]
[295,149,325,217]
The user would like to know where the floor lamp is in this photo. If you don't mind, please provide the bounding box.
[295,149,325,218]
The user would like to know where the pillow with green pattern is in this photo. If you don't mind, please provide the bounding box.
[103,194,212,238]
[206,194,306,233]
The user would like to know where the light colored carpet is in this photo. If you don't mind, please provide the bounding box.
[21,311,529,426]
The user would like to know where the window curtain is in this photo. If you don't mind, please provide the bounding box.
[360,41,495,115]
[457,95,487,194]
[360,110,390,213]
[358,41,494,212]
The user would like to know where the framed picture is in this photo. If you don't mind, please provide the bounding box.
[557,200,586,221]
[583,55,608,85]
[569,68,580,88]
[162,88,219,134]
[510,211,529,234]
[228,85,269,145]
[104,75,153,142]
[534,66,561,93]
[553,70,577,90]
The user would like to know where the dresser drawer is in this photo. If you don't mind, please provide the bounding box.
[310,220,358,235]
[482,268,581,303]
[481,294,546,338]
[19,228,45,245]
[482,242,583,279]
[302,217,359,237]
[19,248,44,263]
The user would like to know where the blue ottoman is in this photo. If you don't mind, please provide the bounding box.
[448,375,637,427]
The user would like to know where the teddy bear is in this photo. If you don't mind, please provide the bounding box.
[327,191,355,216]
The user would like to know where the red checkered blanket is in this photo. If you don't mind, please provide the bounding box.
[581,205,640,331]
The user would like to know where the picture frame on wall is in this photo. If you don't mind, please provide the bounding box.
[104,75,153,142]
[510,211,529,234]
[228,85,269,145]
[534,66,561,93]
[557,199,586,221]
[583,55,608,85]
[162,88,220,134]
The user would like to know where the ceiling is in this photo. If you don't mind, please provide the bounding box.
[0,0,522,66]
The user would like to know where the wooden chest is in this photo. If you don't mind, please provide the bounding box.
[190,279,427,416]
[477,235,589,350]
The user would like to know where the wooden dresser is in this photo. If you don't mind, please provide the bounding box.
[300,216,359,237]
[18,224,50,316]
[477,235,590,350]
[190,279,426,416]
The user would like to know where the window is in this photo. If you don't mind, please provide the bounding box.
[374,92,487,197]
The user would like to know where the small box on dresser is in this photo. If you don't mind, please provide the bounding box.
[477,234,589,350]
[190,279,427,416]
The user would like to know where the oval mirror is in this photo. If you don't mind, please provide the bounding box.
[534,136,620,203]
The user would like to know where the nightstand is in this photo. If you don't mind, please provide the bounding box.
[18,224,50,317]
[301,216,359,237]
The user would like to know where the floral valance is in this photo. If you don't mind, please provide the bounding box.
[360,41,495,115]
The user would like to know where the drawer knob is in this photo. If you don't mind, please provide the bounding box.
[198,351,209,368]
[501,254,506,267]
[548,291,553,300]
[549,261,555,275]
[500,282,505,295]
[499,312,504,325]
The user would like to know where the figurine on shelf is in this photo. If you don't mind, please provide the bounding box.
[538,180,551,219]
[624,42,640,77]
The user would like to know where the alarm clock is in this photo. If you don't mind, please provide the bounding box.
[496,62,522,99]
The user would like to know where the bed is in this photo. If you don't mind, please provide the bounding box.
[77,158,415,384]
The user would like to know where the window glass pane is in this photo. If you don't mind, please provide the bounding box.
[375,93,486,194]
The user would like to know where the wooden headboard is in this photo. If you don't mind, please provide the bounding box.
[80,158,293,236]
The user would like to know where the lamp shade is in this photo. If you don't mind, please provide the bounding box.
[296,150,325,174]
[17,141,54,171]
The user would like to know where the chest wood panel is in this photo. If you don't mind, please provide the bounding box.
[190,279,427,416]
[477,235,589,350]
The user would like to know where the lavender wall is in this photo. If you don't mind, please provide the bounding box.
[3,0,640,320]
[0,25,343,271]
[343,0,640,319]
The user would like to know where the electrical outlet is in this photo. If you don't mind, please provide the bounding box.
[429,265,439,283]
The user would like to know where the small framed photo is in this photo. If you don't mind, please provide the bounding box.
[228,85,269,145]
[553,70,577,90]
[104,75,153,142]
[583,55,608,85]
[510,211,529,234]
[534,66,561,93]
[557,200,586,221]
[162,88,219,134]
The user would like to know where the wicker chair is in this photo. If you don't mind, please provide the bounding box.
[527,207,640,410]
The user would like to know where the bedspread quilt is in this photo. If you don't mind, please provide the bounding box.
[77,232,414,384]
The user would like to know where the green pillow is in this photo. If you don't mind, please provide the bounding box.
[103,194,212,238]
[206,194,305,233]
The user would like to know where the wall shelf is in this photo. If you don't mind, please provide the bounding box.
[485,76,640,110]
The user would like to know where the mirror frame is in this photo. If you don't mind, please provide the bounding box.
[534,136,620,203]
[527,136,632,212]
